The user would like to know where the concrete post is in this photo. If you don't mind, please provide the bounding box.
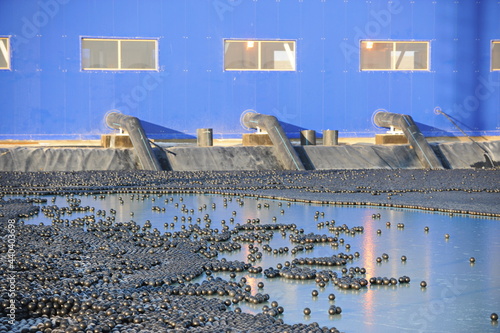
[323,130,339,146]
[300,130,316,145]
[197,128,213,147]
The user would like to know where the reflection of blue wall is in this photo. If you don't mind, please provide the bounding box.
[0,0,499,140]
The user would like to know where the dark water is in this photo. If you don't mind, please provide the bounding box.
[21,193,500,333]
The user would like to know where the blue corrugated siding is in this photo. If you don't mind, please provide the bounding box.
[0,0,499,140]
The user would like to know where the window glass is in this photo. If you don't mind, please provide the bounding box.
[261,41,295,70]
[492,42,500,71]
[0,38,10,69]
[82,38,157,70]
[394,42,428,70]
[224,40,295,71]
[121,40,156,69]
[224,41,259,70]
[82,39,118,69]
[360,42,392,70]
[361,41,429,71]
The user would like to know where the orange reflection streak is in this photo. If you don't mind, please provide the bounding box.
[360,211,376,322]
[245,275,259,295]
[387,210,401,279]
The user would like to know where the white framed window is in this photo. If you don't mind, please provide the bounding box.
[0,38,10,70]
[360,41,429,71]
[81,38,158,71]
[224,40,296,71]
[492,41,500,71]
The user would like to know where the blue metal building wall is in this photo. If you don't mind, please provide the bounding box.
[0,0,499,140]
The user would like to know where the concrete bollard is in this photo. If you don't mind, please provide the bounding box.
[323,130,338,146]
[197,128,213,147]
[300,130,316,146]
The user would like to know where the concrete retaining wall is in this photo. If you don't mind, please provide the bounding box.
[0,141,498,172]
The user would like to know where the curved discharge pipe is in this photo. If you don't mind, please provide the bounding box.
[106,112,162,171]
[374,111,444,169]
[242,112,305,170]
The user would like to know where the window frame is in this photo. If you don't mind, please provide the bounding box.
[0,37,11,70]
[223,39,296,72]
[492,41,500,71]
[360,40,430,72]
[81,37,159,71]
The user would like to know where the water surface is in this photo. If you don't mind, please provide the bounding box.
[20,193,500,333]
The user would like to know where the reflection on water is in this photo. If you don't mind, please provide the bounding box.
[360,211,377,329]
[17,193,500,333]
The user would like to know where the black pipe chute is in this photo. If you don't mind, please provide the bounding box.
[105,112,161,171]
[241,111,305,170]
[374,111,444,169]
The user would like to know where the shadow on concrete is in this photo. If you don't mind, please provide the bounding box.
[470,158,500,169]
[153,147,173,171]
[431,145,452,169]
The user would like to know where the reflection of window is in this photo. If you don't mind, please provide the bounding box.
[360,41,429,71]
[0,38,10,70]
[492,41,500,71]
[224,40,296,71]
[81,38,157,70]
